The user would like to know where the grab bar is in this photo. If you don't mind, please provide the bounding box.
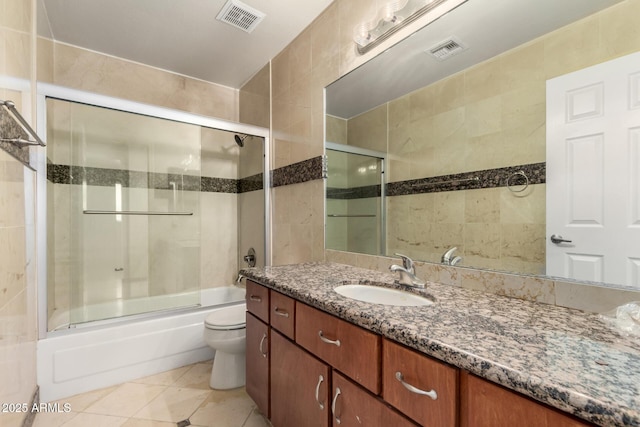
[83,210,193,216]
[0,100,46,147]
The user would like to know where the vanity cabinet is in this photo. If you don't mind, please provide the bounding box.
[246,279,270,322]
[245,313,269,417]
[246,279,594,427]
[295,302,381,394]
[460,372,593,427]
[331,371,418,427]
[270,329,331,427]
[383,338,458,427]
[270,290,295,339]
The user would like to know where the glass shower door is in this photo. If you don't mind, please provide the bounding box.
[47,98,201,327]
[325,148,384,255]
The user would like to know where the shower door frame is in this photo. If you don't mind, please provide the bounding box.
[35,83,272,339]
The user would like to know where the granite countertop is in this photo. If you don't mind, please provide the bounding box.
[240,262,640,427]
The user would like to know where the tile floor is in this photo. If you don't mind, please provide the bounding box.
[33,361,271,427]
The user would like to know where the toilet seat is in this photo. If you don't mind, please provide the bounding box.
[205,304,246,331]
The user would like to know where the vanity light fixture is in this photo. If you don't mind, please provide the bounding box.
[353,0,468,55]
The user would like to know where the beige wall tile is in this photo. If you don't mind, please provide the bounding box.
[347,104,387,152]
[555,281,640,313]
[50,42,238,121]
[239,63,270,128]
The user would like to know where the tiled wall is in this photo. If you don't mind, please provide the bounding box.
[239,67,270,267]
[261,0,640,312]
[0,0,38,425]
[37,38,239,121]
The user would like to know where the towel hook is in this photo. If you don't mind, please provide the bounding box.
[506,170,529,193]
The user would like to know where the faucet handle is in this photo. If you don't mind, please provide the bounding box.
[394,253,414,272]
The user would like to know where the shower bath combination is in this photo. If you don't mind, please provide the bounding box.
[36,85,269,402]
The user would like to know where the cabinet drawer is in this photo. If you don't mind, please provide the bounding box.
[270,291,295,339]
[295,303,380,394]
[382,338,458,427]
[332,371,418,427]
[246,280,269,323]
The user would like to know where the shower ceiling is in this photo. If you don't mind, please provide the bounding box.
[37,0,333,88]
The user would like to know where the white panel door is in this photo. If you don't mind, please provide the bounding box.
[547,51,640,287]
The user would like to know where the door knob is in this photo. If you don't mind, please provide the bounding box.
[550,234,572,244]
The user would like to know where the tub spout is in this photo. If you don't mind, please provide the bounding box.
[236,273,245,284]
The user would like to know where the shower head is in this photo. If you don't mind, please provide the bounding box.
[234,134,247,147]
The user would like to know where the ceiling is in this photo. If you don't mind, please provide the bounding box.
[37,0,333,89]
[326,0,623,119]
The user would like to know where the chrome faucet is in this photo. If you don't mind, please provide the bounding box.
[390,253,425,288]
[441,247,462,266]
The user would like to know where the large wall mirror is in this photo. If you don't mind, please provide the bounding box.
[325,0,640,289]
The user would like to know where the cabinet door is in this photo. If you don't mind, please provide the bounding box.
[271,330,331,427]
[246,280,270,322]
[246,312,269,417]
[270,291,295,339]
[296,302,381,394]
[460,372,594,427]
[331,371,418,427]
[382,339,458,427]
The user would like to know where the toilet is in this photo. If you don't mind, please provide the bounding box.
[203,303,247,389]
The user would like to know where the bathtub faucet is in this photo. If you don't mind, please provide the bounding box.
[236,273,245,284]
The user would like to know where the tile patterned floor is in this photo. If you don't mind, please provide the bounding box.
[33,361,270,427]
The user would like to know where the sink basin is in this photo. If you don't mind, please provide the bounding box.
[334,284,433,306]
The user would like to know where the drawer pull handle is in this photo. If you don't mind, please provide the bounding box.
[318,331,341,347]
[274,307,290,318]
[331,387,342,424]
[315,375,325,410]
[259,333,268,358]
[249,295,262,302]
[395,372,438,400]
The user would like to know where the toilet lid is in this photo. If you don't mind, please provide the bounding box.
[205,303,246,330]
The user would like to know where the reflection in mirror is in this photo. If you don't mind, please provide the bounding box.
[325,0,640,288]
[325,143,385,255]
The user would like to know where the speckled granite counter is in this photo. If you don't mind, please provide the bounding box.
[240,262,640,427]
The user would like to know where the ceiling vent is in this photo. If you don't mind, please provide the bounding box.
[427,37,468,61]
[216,0,266,33]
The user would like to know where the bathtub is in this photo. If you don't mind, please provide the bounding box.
[37,286,245,402]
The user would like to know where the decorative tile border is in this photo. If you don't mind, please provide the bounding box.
[47,163,262,194]
[387,162,545,196]
[326,163,545,200]
[327,184,380,199]
[271,156,324,188]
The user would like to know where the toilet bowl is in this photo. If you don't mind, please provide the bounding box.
[203,303,246,389]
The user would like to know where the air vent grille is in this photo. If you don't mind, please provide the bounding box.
[216,0,265,33]
[428,37,467,61]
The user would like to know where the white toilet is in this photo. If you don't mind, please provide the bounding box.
[203,303,247,389]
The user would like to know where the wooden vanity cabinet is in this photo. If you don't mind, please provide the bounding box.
[331,371,419,427]
[246,279,270,322]
[383,338,458,427]
[245,280,592,427]
[246,312,270,417]
[270,290,295,339]
[295,302,381,394]
[270,329,331,427]
[460,372,594,427]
